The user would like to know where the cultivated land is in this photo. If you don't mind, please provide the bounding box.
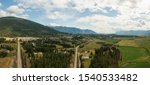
[0,36,150,68]
[80,36,150,68]
[0,17,149,68]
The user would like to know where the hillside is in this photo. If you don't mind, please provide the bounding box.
[51,26,96,34]
[116,30,150,36]
[0,17,60,37]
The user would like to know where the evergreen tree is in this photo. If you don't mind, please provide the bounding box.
[90,45,122,68]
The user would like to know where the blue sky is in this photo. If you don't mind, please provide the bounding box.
[0,0,150,33]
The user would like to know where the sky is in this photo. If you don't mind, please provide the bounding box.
[0,0,150,33]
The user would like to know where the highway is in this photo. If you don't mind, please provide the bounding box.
[74,46,79,68]
[17,38,22,68]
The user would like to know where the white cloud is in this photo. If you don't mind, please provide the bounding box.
[16,0,70,10]
[0,5,28,19]
[14,0,150,33]
[48,12,67,19]
[16,0,71,19]
[51,0,69,8]
[7,5,25,14]
[48,23,61,26]
[0,10,7,17]
[77,14,149,33]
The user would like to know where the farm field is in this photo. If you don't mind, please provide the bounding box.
[81,37,150,68]
[117,37,150,68]
[0,36,150,68]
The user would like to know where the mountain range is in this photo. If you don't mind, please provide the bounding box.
[0,17,59,37]
[116,30,150,36]
[0,16,149,37]
[50,26,96,34]
[0,16,96,37]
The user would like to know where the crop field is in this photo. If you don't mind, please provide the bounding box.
[82,37,150,68]
[118,46,150,68]
[116,37,150,68]
[116,40,138,47]
[80,39,102,51]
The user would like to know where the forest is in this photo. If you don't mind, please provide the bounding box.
[22,39,74,68]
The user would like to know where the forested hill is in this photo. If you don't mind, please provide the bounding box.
[116,30,150,36]
[51,26,96,34]
[0,16,60,37]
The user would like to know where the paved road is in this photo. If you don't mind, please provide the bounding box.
[17,38,22,68]
[74,46,79,68]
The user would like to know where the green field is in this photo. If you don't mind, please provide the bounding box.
[82,37,150,68]
[118,46,150,68]
[115,37,150,68]
[82,59,91,68]
[80,39,102,51]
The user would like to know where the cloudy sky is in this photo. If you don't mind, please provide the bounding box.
[0,0,150,33]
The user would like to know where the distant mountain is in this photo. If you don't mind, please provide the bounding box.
[116,30,150,36]
[51,26,96,34]
[0,16,60,37]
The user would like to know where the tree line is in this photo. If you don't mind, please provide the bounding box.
[22,39,74,68]
[90,45,122,68]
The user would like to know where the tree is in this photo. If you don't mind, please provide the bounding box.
[0,51,7,58]
[90,45,122,68]
[0,38,6,43]
[22,39,73,68]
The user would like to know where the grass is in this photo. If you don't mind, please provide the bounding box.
[135,37,150,48]
[0,42,16,68]
[80,37,150,68]
[124,62,150,68]
[0,43,17,49]
[80,39,102,51]
[102,38,121,44]
[0,57,12,68]
[118,46,150,68]
[82,59,91,68]
[116,40,138,47]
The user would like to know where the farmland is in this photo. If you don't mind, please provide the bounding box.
[0,36,150,68]
[81,36,150,68]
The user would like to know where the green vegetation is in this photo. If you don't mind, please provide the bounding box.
[79,37,150,68]
[81,39,102,51]
[0,39,16,67]
[0,17,60,37]
[115,37,150,68]
[102,38,121,44]
[0,17,150,68]
[81,59,91,68]
[21,38,76,68]
[90,46,122,68]
[118,46,150,68]
[0,38,6,43]
[0,44,14,58]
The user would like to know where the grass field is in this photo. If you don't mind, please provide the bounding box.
[82,59,91,68]
[0,43,16,68]
[135,37,150,48]
[80,39,102,51]
[0,57,12,68]
[81,37,150,68]
[118,46,150,68]
[116,40,138,47]
[102,38,121,44]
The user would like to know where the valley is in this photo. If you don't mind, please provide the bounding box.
[0,35,150,68]
[0,17,150,68]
